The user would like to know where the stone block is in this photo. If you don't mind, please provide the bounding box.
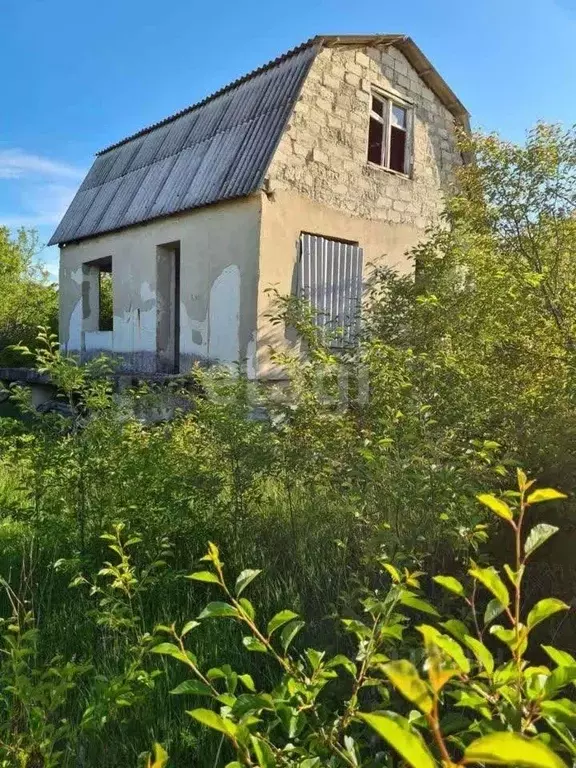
[394,58,409,76]
[323,73,341,90]
[312,147,329,165]
[345,72,361,88]
[355,51,371,69]
[308,107,327,126]
[396,74,410,90]
[292,142,309,158]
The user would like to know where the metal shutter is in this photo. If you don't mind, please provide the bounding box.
[298,233,363,345]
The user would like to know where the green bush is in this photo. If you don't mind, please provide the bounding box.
[152,474,573,767]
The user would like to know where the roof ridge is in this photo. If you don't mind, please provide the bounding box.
[97,36,321,155]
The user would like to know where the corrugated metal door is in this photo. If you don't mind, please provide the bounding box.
[298,233,363,344]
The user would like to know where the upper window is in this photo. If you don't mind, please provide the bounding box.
[367,93,411,175]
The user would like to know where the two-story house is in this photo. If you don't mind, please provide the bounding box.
[51,34,469,379]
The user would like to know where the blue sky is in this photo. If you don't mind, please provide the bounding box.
[2,0,576,277]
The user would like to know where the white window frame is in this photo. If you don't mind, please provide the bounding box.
[368,90,413,176]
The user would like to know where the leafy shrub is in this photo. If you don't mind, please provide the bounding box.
[153,474,574,767]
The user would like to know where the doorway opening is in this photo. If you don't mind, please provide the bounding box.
[156,242,180,373]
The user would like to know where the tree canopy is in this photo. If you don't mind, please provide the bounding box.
[0,227,58,366]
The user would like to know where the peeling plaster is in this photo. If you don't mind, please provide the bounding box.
[179,299,207,365]
[114,282,156,354]
[67,299,82,352]
[59,197,260,374]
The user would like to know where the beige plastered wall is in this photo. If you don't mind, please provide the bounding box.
[256,42,462,378]
[59,195,261,374]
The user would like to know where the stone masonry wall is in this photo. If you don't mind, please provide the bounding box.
[265,44,462,229]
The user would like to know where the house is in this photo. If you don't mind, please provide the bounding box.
[51,34,469,379]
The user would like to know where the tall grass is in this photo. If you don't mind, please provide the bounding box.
[0,330,498,765]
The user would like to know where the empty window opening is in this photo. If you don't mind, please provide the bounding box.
[82,255,113,332]
[368,93,411,174]
[298,233,364,346]
[98,260,113,331]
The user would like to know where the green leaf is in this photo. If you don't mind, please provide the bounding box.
[527,488,567,505]
[542,645,576,666]
[238,597,255,621]
[358,712,435,768]
[452,690,492,719]
[242,636,268,653]
[235,569,262,597]
[267,609,299,636]
[477,493,513,520]
[238,674,255,692]
[305,648,325,671]
[541,699,576,725]
[469,566,509,606]
[417,625,470,673]
[150,642,192,665]
[198,602,239,620]
[181,620,200,636]
[464,635,494,674]
[186,571,220,584]
[326,654,357,676]
[381,659,433,714]
[545,665,576,696]
[383,563,401,582]
[433,575,465,598]
[250,735,276,768]
[490,623,528,654]
[503,563,524,587]
[517,467,528,490]
[484,598,505,626]
[399,591,440,617]
[464,732,567,767]
[441,618,469,641]
[232,694,274,717]
[200,542,221,565]
[525,523,559,557]
[280,620,304,653]
[148,743,169,768]
[187,708,236,738]
[170,680,212,696]
[527,598,569,630]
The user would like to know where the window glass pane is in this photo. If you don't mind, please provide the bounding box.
[368,117,384,165]
[391,104,407,129]
[371,95,384,118]
[389,126,406,173]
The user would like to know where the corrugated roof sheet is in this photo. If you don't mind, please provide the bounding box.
[49,43,318,245]
[50,34,469,246]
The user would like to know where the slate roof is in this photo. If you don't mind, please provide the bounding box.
[50,35,469,246]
